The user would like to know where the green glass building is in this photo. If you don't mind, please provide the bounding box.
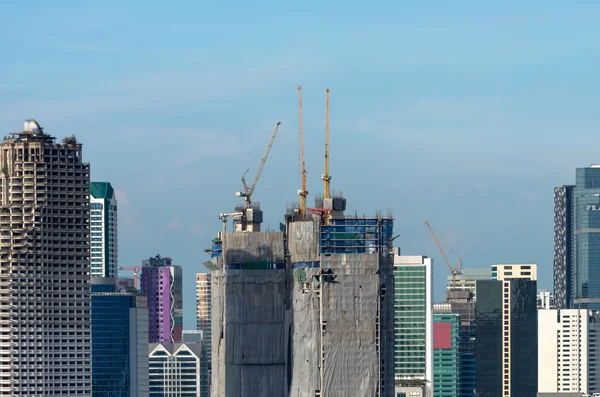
[394,251,433,396]
[433,312,459,397]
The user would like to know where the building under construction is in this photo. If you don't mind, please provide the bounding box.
[206,88,396,396]
[286,200,396,397]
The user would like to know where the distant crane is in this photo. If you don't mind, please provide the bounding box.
[297,85,308,217]
[237,122,281,208]
[322,88,331,199]
[118,266,142,290]
[424,221,463,289]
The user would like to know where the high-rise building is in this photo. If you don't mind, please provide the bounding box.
[196,273,211,397]
[141,254,183,343]
[554,185,574,309]
[433,311,459,397]
[476,264,538,397]
[0,120,91,395]
[286,209,396,397]
[446,268,491,300]
[554,167,600,310]
[196,273,211,348]
[91,278,149,397]
[149,343,204,397]
[90,181,118,278]
[393,252,434,397]
[538,309,600,394]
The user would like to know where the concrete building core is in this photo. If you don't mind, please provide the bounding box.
[211,231,290,397]
[0,120,92,395]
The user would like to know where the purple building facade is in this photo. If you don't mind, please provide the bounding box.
[140,255,183,343]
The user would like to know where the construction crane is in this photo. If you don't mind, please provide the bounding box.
[219,211,243,233]
[297,85,308,217]
[118,266,142,290]
[322,88,331,199]
[237,121,281,208]
[424,221,463,288]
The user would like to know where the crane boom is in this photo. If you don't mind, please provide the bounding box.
[297,85,308,216]
[424,221,463,288]
[323,88,331,199]
[239,121,281,207]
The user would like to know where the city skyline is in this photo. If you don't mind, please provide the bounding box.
[4,2,600,328]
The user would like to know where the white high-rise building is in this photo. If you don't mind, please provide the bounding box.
[394,249,434,397]
[90,182,118,278]
[0,120,91,395]
[149,343,204,397]
[538,309,600,394]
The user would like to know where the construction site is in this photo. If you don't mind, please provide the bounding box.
[204,87,396,397]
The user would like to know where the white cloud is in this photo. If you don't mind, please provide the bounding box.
[167,218,183,231]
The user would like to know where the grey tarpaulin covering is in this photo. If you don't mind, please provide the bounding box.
[211,231,291,397]
[223,231,285,264]
[288,221,320,263]
[289,253,395,397]
[289,268,321,397]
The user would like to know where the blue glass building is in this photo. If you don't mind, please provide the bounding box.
[91,278,149,397]
[555,166,600,310]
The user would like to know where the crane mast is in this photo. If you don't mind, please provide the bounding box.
[323,88,331,199]
[424,221,463,288]
[297,85,308,216]
[238,121,281,208]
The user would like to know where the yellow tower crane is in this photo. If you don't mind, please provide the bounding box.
[323,88,331,199]
[297,85,308,217]
[424,221,463,289]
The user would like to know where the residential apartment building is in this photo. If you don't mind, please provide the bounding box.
[91,278,149,396]
[196,273,211,348]
[90,181,117,278]
[0,120,91,395]
[394,252,433,397]
[149,343,203,397]
[476,264,537,397]
[538,309,600,394]
[141,255,183,343]
[433,312,459,397]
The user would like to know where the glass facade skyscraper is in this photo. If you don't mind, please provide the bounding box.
[394,253,433,396]
[433,312,459,397]
[90,181,118,278]
[91,278,149,397]
[476,265,538,397]
[554,166,600,310]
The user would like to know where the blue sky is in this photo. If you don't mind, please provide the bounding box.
[2,1,599,328]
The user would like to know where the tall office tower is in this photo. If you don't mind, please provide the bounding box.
[446,268,491,300]
[90,182,117,278]
[209,230,291,397]
[538,309,600,395]
[393,252,433,397]
[149,343,204,397]
[286,201,396,397]
[433,311,459,397]
[0,120,91,395]
[91,278,149,397]
[554,184,574,309]
[141,254,183,343]
[476,264,538,397]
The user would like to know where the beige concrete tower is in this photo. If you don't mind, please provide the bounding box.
[0,120,91,395]
[196,273,211,345]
